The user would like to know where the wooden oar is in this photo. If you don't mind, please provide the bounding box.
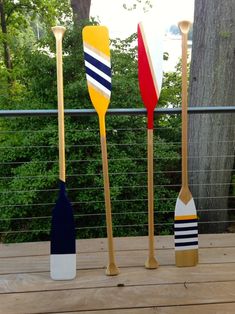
[138,20,164,269]
[50,26,76,280]
[82,25,119,276]
[174,20,198,267]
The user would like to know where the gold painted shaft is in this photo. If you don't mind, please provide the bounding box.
[181,27,188,190]
[52,26,66,182]
[145,129,158,269]
[176,249,198,267]
[100,132,119,275]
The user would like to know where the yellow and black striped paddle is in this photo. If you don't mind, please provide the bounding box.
[174,21,199,266]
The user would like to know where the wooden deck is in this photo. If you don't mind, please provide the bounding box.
[1,234,235,313]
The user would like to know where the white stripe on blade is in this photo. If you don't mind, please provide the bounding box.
[175,198,197,216]
[175,237,198,243]
[175,230,198,236]
[174,222,198,228]
[86,74,111,96]
[84,46,110,67]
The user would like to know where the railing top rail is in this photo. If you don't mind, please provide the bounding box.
[0,106,235,117]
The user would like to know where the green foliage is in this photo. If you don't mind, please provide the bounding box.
[0,11,183,242]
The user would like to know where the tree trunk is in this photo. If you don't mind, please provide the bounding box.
[70,0,91,25]
[188,0,235,233]
[0,0,12,70]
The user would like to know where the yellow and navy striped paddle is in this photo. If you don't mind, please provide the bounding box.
[82,26,119,276]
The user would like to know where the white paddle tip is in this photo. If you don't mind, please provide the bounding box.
[50,254,76,280]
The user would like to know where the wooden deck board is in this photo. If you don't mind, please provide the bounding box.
[59,303,235,314]
[1,246,235,275]
[0,234,234,313]
[1,234,235,258]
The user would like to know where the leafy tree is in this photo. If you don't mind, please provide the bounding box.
[0,0,71,80]
[0,19,182,242]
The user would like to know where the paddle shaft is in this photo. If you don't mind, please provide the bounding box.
[100,120,116,266]
[147,128,155,260]
[181,26,189,190]
[53,26,66,182]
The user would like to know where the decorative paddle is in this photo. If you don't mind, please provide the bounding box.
[174,21,198,266]
[138,20,164,269]
[82,26,119,276]
[50,26,76,280]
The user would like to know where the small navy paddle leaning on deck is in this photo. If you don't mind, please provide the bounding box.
[174,21,199,266]
[50,26,76,280]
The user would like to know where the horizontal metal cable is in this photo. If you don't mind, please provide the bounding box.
[0,195,234,209]
[1,140,235,150]
[1,155,234,166]
[0,107,234,239]
[1,181,235,195]
[1,126,234,135]
[1,220,234,235]
[0,169,234,181]
[0,208,234,223]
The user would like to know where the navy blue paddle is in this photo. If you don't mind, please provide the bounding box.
[50,26,76,280]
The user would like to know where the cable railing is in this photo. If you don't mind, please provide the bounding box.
[0,106,234,242]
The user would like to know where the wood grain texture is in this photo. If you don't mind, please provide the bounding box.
[1,263,235,294]
[1,246,235,275]
[100,135,119,276]
[52,26,66,182]
[0,234,235,313]
[1,234,234,257]
[145,129,158,269]
[1,281,235,313]
[57,303,235,314]
[188,0,235,233]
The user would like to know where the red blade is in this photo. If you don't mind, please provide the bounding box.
[138,21,163,129]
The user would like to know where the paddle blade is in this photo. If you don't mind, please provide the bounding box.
[82,26,111,116]
[138,20,164,129]
[50,180,76,280]
[174,189,198,266]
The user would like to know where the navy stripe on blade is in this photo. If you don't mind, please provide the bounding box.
[175,241,198,247]
[175,234,198,239]
[174,219,198,224]
[174,226,198,232]
[85,66,112,91]
[51,180,76,254]
[84,52,111,76]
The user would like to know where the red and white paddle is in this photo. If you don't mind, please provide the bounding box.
[138,20,164,269]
